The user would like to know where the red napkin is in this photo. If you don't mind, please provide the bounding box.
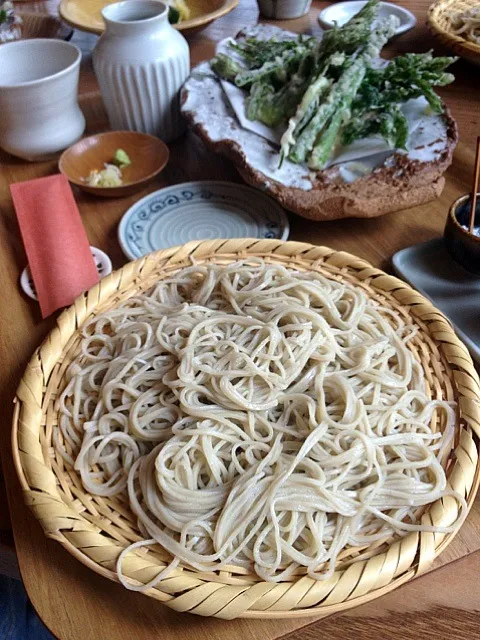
[11,174,100,318]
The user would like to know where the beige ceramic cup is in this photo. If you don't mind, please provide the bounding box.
[0,39,85,161]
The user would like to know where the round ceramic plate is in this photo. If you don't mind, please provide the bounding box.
[318,1,416,36]
[118,181,289,260]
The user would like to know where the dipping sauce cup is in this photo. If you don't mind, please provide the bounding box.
[444,194,480,275]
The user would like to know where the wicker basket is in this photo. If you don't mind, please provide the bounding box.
[428,0,480,66]
[12,239,480,620]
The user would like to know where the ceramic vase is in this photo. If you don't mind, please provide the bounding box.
[93,0,190,143]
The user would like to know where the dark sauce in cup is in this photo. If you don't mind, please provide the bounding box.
[444,194,480,275]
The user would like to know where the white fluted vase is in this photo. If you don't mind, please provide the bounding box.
[93,0,189,143]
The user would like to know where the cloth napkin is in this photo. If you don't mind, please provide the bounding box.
[11,174,99,318]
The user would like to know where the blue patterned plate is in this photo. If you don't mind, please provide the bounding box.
[118,181,289,260]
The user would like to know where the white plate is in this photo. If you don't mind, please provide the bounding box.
[318,1,416,36]
[20,246,112,301]
[118,181,290,260]
[392,238,480,364]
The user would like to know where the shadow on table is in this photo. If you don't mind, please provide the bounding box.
[0,575,54,640]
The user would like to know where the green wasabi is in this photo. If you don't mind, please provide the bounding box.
[114,148,131,169]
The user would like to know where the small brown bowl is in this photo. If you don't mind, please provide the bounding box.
[444,193,480,275]
[59,131,169,197]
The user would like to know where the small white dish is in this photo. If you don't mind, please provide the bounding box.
[318,1,416,36]
[118,181,289,260]
[392,238,480,364]
[20,246,112,301]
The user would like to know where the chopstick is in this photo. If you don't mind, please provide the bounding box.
[469,136,480,234]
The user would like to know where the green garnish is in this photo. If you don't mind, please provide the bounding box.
[113,148,131,169]
[168,6,180,24]
[341,53,456,149]
[211,54,243,83]
[209,0,457,169]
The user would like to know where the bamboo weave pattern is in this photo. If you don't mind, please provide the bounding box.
[428,0,480,66]
[12,239,480,619]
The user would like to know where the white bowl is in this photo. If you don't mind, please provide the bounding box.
[318,1,416,36]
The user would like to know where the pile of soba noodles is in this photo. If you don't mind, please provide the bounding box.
[55,260,465,589]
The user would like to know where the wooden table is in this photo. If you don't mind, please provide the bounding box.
[1,0,480,637]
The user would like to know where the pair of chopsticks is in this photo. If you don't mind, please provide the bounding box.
[469,136,480,234]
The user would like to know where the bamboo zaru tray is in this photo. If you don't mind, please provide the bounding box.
[12,239,480,619]
[428,0,480,67]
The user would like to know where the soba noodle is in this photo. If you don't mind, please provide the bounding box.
[449,7,480,45]
[55,261,465,589]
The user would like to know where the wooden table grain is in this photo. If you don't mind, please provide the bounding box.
[1,0,480,637]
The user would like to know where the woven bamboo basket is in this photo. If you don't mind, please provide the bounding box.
[12,239,480,620]
[428,0,480,66]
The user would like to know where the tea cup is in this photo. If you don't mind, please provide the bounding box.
[0,38,85,161]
